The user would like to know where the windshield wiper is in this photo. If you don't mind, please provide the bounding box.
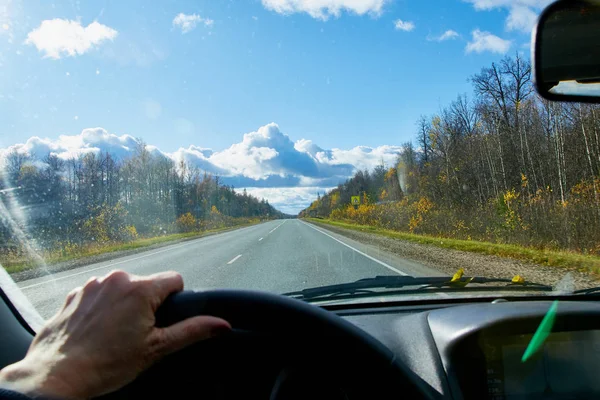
[283,275,553,302]
[573,287,600,295]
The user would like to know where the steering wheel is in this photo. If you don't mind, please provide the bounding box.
[104,290,427,399]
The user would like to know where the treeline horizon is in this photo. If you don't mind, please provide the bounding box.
[301,54,600,255]
[0,143,289,254]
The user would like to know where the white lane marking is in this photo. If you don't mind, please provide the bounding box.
[19,223,264,290]
[299,220,407,276]
[259,237,263,241]
[268,220,287,234]
[227,254,242,264]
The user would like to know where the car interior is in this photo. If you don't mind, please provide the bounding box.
[3,0,600,399]
[4,287,600,399]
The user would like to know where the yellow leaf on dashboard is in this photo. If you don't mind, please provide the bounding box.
[512,275,525,284]
[452,277,474,288]
[451,268,465,282]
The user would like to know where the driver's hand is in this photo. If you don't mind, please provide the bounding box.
[0,270,231,399]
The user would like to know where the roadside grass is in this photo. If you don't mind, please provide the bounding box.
[1,222,258,275]
[307,218,600,274]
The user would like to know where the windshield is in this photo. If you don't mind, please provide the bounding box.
[1,0,599,320]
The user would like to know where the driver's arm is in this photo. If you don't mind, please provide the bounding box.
[0,270,231,400]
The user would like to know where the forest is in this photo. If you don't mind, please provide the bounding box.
[0,142,286,264]
[300,54,600,256]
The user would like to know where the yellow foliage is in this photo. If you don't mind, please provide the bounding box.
[83,215,110,243]
[453,219,467,236]
[384,167,397,181]
[408,215,422,233]
[325,175,600,255]
[570,178,600,202]
[416,197,433,214]
[176,212,197,232]
[330,192,340,207]
[211,205,220,215]
[362,191,371,205]
[82,203,131,244]
[503,189,519,205]
[124,225,138,240]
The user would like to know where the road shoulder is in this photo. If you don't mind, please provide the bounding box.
[299,220,443,277]
[7,222,264,282]
[306,220,597,290]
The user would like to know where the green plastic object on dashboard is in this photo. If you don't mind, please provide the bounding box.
[521,300,559,363]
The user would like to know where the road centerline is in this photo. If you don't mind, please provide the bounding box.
[18,223,264,290]
[227,255,242,264]
[268,220,287,234]
[299,220,408,276]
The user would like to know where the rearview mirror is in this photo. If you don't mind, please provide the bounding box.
[534,0,600,102]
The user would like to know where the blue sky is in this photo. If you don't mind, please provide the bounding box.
[0,0,549,213]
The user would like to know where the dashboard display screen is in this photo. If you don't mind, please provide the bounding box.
[483,330,600,399]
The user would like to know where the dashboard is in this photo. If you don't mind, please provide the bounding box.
[89,297,600,399]
[339,299,600,400]
[3,287,600,400]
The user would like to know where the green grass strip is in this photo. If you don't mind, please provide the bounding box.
[2,222,259,274]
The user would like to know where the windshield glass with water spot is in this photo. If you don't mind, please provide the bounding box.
[0,0,599,320]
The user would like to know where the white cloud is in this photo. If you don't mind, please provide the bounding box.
[466,29,511,54]
[394,19,415,32]
[172,13,213,33]
[261,0,387,20]
[25,19,118,59]
[1,123,401,213]
[506,5,538,33]
[464,0,552,12]
[427,29,459,41]
[207,123,357,181]
[325,145,400,172]
[243,187,334,214]
[463,0,551,34]
[0,128,149,162]
[550,81,600,96]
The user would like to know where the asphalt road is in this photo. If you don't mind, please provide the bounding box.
[17,220,441,319]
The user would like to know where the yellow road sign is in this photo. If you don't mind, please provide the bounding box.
[351,196,360,206]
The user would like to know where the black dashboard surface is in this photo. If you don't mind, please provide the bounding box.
[341,299,600,400]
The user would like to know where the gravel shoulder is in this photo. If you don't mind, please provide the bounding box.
[311,221,599,291]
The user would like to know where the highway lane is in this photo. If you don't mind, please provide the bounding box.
[16,219,442,319]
